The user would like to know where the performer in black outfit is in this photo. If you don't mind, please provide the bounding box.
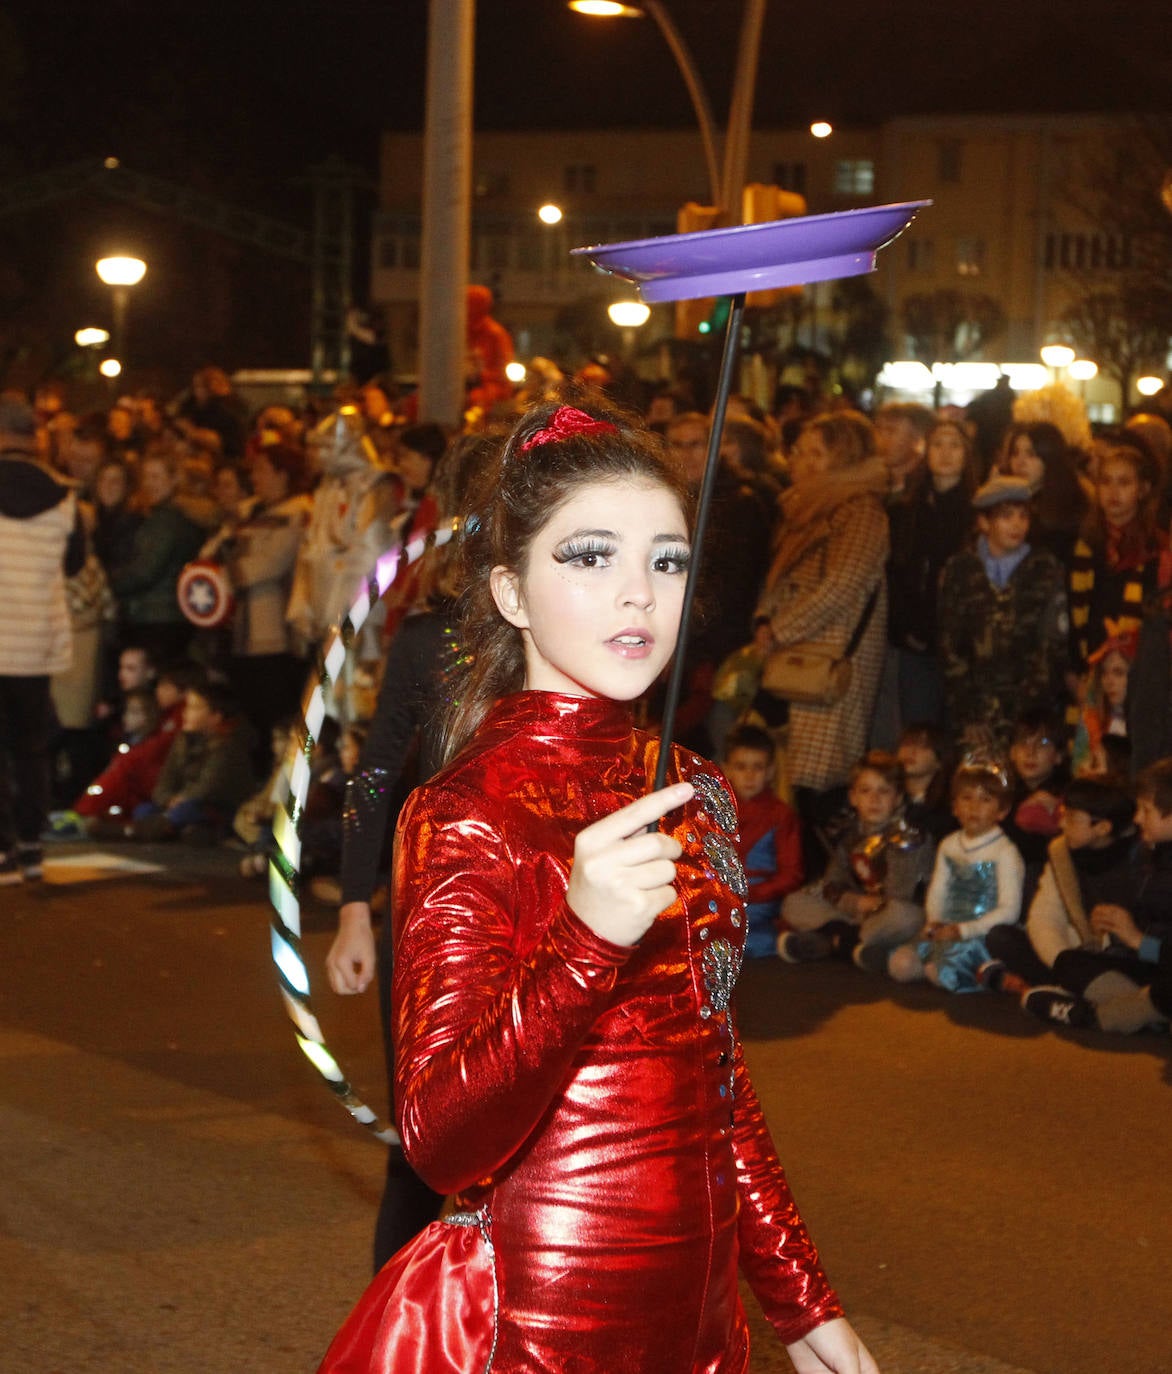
[324,429,501,1271]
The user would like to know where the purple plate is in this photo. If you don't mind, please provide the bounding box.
[571,200,931,302]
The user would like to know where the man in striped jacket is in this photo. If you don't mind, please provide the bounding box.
[0,396,84,884]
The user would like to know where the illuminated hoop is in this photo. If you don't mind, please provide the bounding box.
[267,519,459,1144]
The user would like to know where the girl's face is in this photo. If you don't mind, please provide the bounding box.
[492,478,690,702]
[953,784,1005,837]
[1009,435,1045,491]
[788,428,836,486]
[897,738,940,784]
[1097,457,1146,527]
[95,464,128,509]
[927,426,967,489]
[1099,650,1130,708]
[849,769,901,829]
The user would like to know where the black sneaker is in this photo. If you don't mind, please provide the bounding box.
[1022,986,1096,1029]
[0,851,22,886]
[17,844,44,882]
[777,930,833,963]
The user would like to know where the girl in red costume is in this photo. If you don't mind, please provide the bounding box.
[318,398,878,1374]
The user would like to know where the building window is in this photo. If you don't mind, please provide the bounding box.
[1043,232,1132,272]
[937,139,963,183]
[907,238,935,272]
[564,163,597,194]
[772,161,807,194]
[956,236,985,277]
[832,159,874,195]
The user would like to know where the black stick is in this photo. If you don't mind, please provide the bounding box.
[652,291,747,795]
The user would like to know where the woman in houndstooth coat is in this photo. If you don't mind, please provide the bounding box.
[758,412,889,797]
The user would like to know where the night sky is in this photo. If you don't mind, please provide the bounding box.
[1,0,1167,383]
[2,0,1168,201]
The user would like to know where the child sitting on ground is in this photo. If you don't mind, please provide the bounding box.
[234,718,294,877]
[981,774,1138,997]
[1022,758,1172,1033]
[1004,709,1068,908]
[885,758,1025,992]
[69,688,165,835]
[896,721,955,844]
[721,724,803,958]
[779,750,933,967]
[129,682,256,842]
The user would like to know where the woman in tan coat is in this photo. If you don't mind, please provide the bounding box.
[757,411,889,810]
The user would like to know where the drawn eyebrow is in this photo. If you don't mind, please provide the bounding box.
[557,527,690,543]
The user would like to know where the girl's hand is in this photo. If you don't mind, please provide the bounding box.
[326,901,377,994]
[786,1316,880,1373]
[566,782,694,947]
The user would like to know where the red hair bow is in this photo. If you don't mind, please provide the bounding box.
[518,405,618,451]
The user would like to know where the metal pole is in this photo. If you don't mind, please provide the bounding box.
[643,0,722,211]
[720,0,767,221]
[418,0,474,426]
[652,292,746,793]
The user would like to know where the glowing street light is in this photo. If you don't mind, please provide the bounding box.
[1137,376,1166,397]
[75,327,111,348]
[608,300,651,328]
[537,203,564,225]
[95,256,146,287]
[810,121,833,139]
[1067,359,1098,382]
[1039,344,1075,370]
[99,358,122,379]
[95,255,147,373]
[569,0,641,13]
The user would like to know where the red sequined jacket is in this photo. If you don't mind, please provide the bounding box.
[321,691,841,1374]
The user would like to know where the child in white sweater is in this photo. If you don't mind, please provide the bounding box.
[886,759,1025,991]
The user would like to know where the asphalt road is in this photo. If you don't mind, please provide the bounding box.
[1,844,1169,1374]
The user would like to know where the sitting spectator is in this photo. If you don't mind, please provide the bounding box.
[885,759,1024,991]
[1071,625,1133,777]
[981,774,1138,998]
[896,721,955,844]
[722,725,803,959]
[1023,758,1172,1033]
[129,682,255,842]
[70,686,183,837]
[1004,709,1068,907]
[937,475,1068,750]
[779,751,933,967]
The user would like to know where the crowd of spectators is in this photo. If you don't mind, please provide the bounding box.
[2,356,1171,1044]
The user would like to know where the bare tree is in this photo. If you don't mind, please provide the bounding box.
[900,289,1006,364]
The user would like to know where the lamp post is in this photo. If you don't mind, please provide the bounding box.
[569,0,767,220]
[95,256,146,374]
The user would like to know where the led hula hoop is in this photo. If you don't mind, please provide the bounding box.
[268,519,459,1145]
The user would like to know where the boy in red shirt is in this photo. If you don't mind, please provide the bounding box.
[722,724,804,957]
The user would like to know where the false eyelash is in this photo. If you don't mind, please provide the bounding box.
[553,538,616,564]
[655,545,692,571]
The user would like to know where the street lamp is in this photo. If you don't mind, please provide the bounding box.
[75,327,111,348]
[99,358,122,379]
[810,121,833,139]
[1137,376,1165,397]
[537,203,564,225]
[608,300,651,328]
[1068,359,1098,382]
[95,256,146,372]
[570,0,766,218]
[1039,344,1075,370]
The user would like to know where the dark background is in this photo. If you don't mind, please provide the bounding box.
[1,0,1168,388]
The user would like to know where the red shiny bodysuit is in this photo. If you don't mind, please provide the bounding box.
[320,692,841,1373]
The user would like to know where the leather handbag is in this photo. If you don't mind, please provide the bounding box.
[760,585,879,707]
